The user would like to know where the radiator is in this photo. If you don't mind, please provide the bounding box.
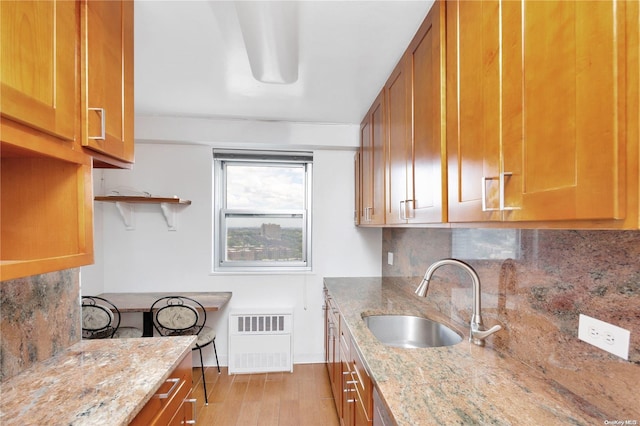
[228,309,293,374]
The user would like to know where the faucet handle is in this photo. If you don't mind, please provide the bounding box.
[471,324,502,346]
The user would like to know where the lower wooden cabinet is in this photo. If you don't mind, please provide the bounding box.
[325,292,342,419]
[130,352,195,426]
[324,288,372,426]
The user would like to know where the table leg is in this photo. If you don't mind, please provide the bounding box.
[143,311,154,337]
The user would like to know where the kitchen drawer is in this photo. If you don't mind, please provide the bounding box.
[130,353,193,425]
[352,342,372,423]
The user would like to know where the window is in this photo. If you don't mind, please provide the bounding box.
[213,150,313,272]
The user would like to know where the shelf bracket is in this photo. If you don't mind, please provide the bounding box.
[115,202,136,230]
[160,202,181,231]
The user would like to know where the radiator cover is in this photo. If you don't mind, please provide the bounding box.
[228,309,293,374]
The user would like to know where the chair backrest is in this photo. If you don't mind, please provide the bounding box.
[150,296,207,337]
[81,296,121,339]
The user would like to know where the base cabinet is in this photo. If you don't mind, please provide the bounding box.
[130,353,195,426]
[325,288,372,426]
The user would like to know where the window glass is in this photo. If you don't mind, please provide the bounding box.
[213,150,312,272]
[226,164,305,210]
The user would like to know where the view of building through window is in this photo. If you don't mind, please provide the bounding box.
[225,218,304,262]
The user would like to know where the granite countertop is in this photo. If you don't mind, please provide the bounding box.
[0,336,196,426]
[324,277,604,425]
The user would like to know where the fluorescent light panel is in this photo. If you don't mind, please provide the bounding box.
[234,1,299,84]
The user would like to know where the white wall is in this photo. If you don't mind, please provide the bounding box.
[82,125,381,366]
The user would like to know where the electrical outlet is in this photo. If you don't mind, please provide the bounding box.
[387,252,394,265]
[578,314,630,360]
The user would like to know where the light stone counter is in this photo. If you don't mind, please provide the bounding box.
[0,336,195,426]
[325,277,606,425]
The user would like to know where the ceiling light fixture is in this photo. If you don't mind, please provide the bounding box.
[234,1,299,84]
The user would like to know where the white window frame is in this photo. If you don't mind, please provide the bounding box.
[213,150,313,273]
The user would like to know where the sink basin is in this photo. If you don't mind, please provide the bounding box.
[363,315,463,348]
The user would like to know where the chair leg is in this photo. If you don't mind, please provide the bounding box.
[212,338,221,373]
[197,347,208,405]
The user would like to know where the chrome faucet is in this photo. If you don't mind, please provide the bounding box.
[416,258,502,346]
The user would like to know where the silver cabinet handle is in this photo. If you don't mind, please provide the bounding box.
[88,107,106,140]
[183,398,197,424]
[500,172,520,211]
[481,176,500,211]
[153,378,180,399]
[406,199,414,219]
[483,173,519,212]
[399,200,406,220]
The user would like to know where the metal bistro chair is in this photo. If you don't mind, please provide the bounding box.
[150,296,220,405]
[81,296,143,339]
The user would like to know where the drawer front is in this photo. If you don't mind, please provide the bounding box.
[352,342,372,422]
[131,353,193,425]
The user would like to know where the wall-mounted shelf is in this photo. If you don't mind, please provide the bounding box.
[94,196,192,231]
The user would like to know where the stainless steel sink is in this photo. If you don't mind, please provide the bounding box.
[363,315,463,348]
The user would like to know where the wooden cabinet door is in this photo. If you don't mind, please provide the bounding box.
[407,2,445,224]
[360,92,385,225]
[81,0,134,164]
[447,0,626,223]
[502,0,626,221]
[385,60,411,225]
[0,0,77,142]
[354,151,361,225]
[446,0,502,222]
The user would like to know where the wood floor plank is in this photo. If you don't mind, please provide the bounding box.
[244,374,266,402]
[257,400,280,426]
[236,401,261,425]
[278,400,301,426]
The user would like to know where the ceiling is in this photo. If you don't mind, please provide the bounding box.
[134,0,434,125]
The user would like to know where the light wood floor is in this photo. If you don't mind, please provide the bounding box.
[190,364,340,426]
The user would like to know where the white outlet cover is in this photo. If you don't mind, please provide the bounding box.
[578,314,630,360]
[387,252,394,265]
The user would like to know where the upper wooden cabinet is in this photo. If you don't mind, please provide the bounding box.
[385,58,411,225]
[0,0,137,280]
[386,2,445,225]
[0,1,95,281]
[0,0,78,144]
[81,0,135,167]
[446,0,634,224]
[360,91,386,225]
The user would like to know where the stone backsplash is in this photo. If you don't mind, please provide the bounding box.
[382,228,639,420]
[0,269,80,381]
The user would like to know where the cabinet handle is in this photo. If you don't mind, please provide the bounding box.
[500,172,520,211]
[483,173,519,212]
[406,199,414,219]
[88,107,106,140]
[481,176,500,212]
[183,398,197,424]
[153,378,180,399]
